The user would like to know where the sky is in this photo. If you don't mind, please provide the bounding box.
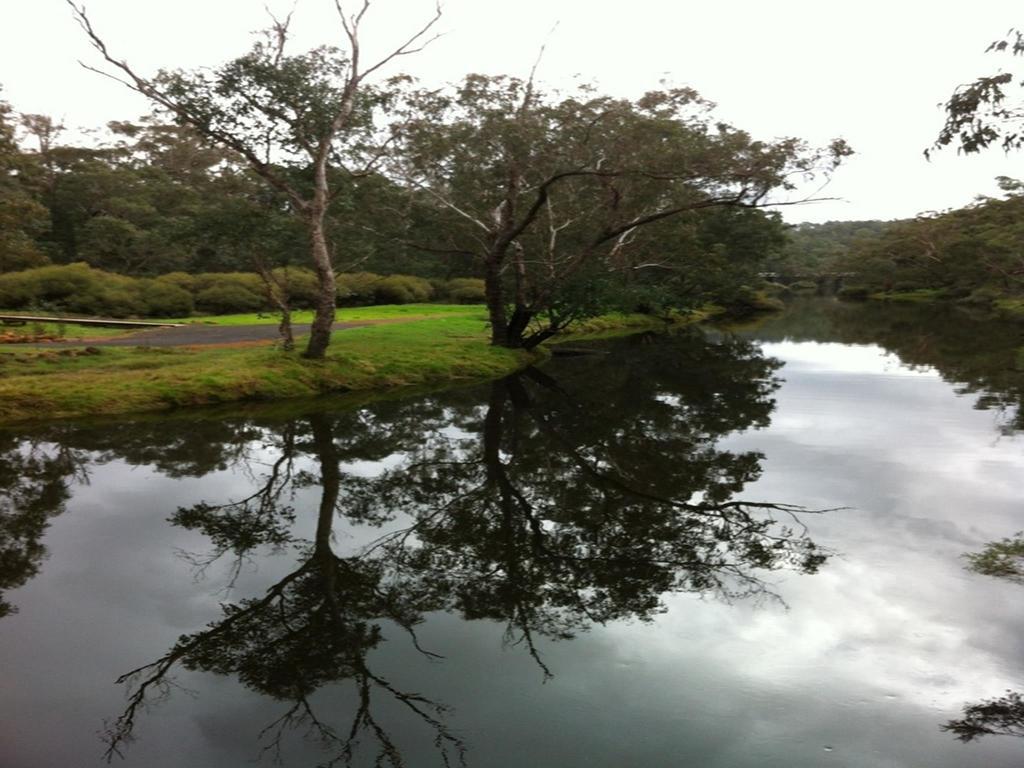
[2,0,1023,223]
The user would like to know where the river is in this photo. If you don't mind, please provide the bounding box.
[2,298,1024,767]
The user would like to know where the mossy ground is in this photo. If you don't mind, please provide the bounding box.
[0,305,709,425]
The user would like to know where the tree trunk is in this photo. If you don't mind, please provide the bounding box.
[304,213,336,360]
[521,327,557,349]
[278,310,295,352]
[310,414,341,608]
[484,254,511,347]
[253,261,295,352]
[506,306,534,348]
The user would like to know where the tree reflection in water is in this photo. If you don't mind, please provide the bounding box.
[104,414,464,765]
[2,330,834,766]
[0,433,89,618]
[943,535,1024,742]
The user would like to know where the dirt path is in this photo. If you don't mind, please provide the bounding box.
[3,313,474,349]
[9,321,377,348]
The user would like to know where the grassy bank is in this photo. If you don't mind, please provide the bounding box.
[0,305,709,426]
[551,307,721,341]
[862,291,1024,319]
[867,289,948,303]
[0,303,482,342]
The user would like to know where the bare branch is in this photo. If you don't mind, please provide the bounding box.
[66,1,309,211]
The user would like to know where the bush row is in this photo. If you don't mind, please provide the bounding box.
[0,264,487,317]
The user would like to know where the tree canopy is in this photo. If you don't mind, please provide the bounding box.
[387,74,850,346]
[933,29,1024,155]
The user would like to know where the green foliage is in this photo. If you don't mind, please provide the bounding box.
[336,271,383,304]
[933,30,1024,155]
[767,220,891,276]
[0,70,842,338]
[964,534,1024,582]
[269,267,318,307]
[962,285,1002,307]
[443,278,486,304]
[373,275,434,304]
[194,283,266,314]
[0,91,50,273]
[0,263,486,317]
[139,279,194,316]
[389,74,847,343]
[835,186,1024,306]
[726,286,786,313]
[336,272,435,305]
[0,262,144,317]
[154,271,197,293]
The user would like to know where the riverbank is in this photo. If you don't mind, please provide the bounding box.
[0,305,712,425]
[857,289,1024,320]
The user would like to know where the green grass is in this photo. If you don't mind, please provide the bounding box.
[0,304,485,344]
[0,313,524,424]
[159,303,485,326]
[0,305,712,425]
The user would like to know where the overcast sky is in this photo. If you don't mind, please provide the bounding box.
[2,0,1022,222]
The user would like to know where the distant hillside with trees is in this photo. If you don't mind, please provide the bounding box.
[765,220,893,277]
[832,180,1024,308]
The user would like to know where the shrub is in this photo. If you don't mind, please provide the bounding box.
[0,263,146,316]
[195,283,266,314]
[270,267,318,307]
[140,279,195,316]
[336,271,384,304]
[74,280,147,317]
[155,272,197,293]
[960,285,1001,306]
[428,278,449,298]
[0,263,95,308]
[445,277,486,303]
[192,272,265,295]
[374,275,434,304]
[726,285,785,313]
[0,269,37,308]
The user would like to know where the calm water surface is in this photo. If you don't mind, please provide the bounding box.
[3,298,1024,767]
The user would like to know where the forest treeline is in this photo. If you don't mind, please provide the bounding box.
[763,180,1024,310]
[6,80,1022,322]
[0,78,841,327]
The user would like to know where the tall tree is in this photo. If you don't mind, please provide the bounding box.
[67,1,442,358]
[390,75,850,347]
[0,90,50,273]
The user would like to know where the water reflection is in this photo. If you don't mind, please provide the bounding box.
[0,330,835,766]
[107,413,465,765]
[731,298,1024,433]
[943,535,1024,743]
[0,434,86,617]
